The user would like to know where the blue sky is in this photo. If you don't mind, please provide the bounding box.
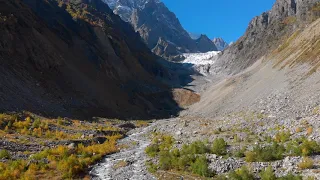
[161,0,275,43]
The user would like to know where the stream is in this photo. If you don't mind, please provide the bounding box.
[89,120,162,180]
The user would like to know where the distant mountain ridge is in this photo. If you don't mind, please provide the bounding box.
[104,0,217,60]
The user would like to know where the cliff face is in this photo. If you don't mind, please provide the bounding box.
[0,0,181,119]
[218,0,319,74]
[130,1,197,55]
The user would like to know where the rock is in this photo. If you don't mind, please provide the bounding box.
[67,143,76,149]
[176,131,182,136]
[89,134,95,138]
[81,134,85,139]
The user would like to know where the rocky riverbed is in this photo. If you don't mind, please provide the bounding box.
[90,119,177,180]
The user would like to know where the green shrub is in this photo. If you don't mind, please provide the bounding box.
[190,155,213,177]
[260,166,276,180]
[233,147,246,158]
[229,166,254,180]
[32,118,41,128]
[298,157,314,169]
[0,150,10,159]
[58,154,84,178]
[145,144,159,157]
[146,162,157,173]
[245,142,285,162]
[286,138,320,156]
[145,135,213,177]
[158,151,172,170]
[181,141,210,155]
[211,138,227,155]
[176,154,194,170]
[274,131,291,143]
[158,135,174,151]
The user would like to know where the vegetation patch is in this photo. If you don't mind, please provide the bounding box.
[298,157,314,170]
[245,142,285,162]
[113,160,128,169]
[0,112,128,179]
[286,138,320,156]
[0,134,121,179]
[145,134,215,177]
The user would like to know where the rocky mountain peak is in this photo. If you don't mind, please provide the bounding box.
[212,37,229,51]
[196,35,218,52]
[104,0,217,60]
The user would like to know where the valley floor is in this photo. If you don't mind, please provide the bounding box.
[90,112,320,179]
[90,54,320,179]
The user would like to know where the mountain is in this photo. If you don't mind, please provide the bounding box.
[188,0,320,118]
[104,0,217,60]
[218,0,320,74]
[196,35,218,52]
[0,0,183,119]
[212,37,229,51]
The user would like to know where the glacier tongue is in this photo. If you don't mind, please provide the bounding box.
[181,51,220,75]
[182,51,220,65]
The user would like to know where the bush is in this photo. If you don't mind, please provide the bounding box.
[181,141,210,155]
[32,118,41,128]
[244,151,256,162]
[245,142,285,162]
[211,138,227,155]
[145,144,159,157]
[229,166,254,180]
[286,138,320,156]
[158,135,174,151]
[146,162,157,173]
[58,154,84,178]
[145,135,213,177]
[158,151,172,170]
[260,166,276,180]
[191,155,213,177]
[298,157,314,169]
[233,147,246,158]
[176,154,194,170]
[0,149,10,159]
[274,131,291,143]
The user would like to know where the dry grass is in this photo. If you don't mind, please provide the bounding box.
[270,18,320,75]
[134,120,150,128]
[295,127,303,133]
[307,126,313,136]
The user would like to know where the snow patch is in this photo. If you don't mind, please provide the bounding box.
[182,51,220,65]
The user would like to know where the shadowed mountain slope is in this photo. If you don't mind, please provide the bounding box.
[0,0,187,119]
